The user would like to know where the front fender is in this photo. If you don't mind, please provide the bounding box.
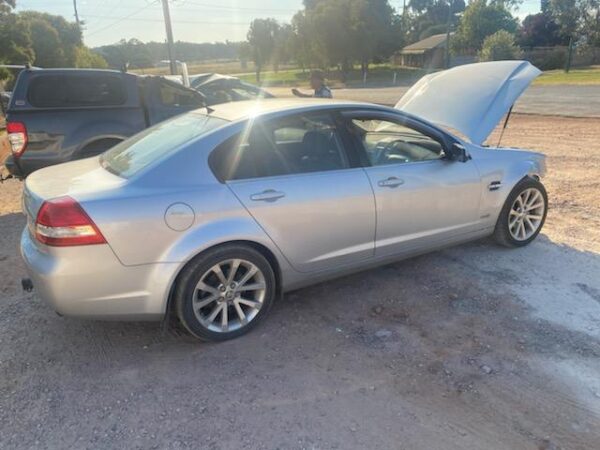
[469,146,546,227]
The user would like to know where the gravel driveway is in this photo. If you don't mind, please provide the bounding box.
[1,114,599,449]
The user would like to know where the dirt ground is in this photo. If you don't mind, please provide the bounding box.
[0,114,599,450]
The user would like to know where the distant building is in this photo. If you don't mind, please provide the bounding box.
[393,33,453,69]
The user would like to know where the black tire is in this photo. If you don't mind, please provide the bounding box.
[493,177,548,248]
[174,244,276,341]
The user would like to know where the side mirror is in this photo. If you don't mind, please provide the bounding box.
[448,143,470,162]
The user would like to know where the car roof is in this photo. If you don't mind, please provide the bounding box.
[18,68,139,81]
[207,98,382,122]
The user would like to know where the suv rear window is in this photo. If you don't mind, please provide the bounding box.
[100,113,227,178]
[28,74,126,108]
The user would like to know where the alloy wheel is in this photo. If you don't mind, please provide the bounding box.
[192,259,266,333]
[508,187,545,241]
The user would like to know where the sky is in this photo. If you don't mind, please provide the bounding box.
[15,0,543,48]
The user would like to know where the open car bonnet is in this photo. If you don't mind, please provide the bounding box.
[395,61,541,145]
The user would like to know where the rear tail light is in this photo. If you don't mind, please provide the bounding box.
[35,196,106,246]
[6,121,28,157]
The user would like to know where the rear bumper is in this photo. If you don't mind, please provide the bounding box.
[20,228,180,320]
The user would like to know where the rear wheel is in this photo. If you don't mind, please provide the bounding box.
[174,244,276,341]
[493,177,548,248]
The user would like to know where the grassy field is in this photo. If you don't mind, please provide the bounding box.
[238,65,427,87]
[534,66,600,85]
[133,61,426,87]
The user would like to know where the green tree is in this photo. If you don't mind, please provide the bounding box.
[518,12,568,47]
[26,15,66,67]
[549,0,578,71]
[247,18,280,82]
[20,11,82,67]
[273,23,295,71]
[75,47,108,69]
[408,0,465,42]
[0,1,34,81]
[290,11,315,70]
[347,0,397,75]
[479,29,522,60]
[451,0,517,53]
[580,0,600,46]
[299,0,399,75]
[549,0,600,71]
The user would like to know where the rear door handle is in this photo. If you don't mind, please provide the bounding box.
[378,177,404,188]
[250,189,286,202]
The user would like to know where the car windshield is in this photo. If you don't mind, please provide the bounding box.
[100,112,227,178]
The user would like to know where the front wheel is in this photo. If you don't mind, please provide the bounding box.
[493,177,548,248]
[174,244,276,341]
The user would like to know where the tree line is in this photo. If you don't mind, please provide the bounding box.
[93,40,243,70]
[244,0,600,78]
[2,0,599,84]
[0,0,107,82]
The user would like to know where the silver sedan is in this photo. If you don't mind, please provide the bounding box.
[21,61,548,341]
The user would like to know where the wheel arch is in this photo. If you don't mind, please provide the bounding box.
[163,239,284,320]
[75,135,125,159]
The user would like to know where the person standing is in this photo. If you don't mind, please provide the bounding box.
[291,70,332,98]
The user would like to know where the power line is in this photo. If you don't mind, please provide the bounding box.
[83,14,250,25]
[85,0,159,37]
[179,1,298,13]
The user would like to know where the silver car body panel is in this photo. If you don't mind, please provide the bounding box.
[21,75,547,319]
[396,61,542,145]
[228,167,376,272]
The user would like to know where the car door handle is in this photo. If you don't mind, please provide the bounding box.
[378,177,404,188]
[250,189,286,202]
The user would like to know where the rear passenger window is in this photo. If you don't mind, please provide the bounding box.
[210,113,348,181]
[28,74,126,108]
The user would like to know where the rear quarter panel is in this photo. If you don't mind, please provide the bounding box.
[76,123,289,266]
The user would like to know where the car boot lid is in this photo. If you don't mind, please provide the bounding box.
[395,61,541,145]
[23,157,125,220]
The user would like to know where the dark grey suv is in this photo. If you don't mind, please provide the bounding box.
[4,68,205,178]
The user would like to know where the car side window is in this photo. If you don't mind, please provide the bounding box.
[210,113,349,181]
[159,80,204,107]
[350,118,444,166]
[28,75,126,108]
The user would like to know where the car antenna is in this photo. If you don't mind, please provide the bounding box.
[496,104,513,148]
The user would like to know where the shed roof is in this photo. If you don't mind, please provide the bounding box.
[401,33,452,54]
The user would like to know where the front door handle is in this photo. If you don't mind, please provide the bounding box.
[378,177,404,188]
[250,189,286,202]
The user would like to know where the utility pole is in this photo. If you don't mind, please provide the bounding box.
[161,0,177,75]
[445,0,452,69]
[73,0,81,30]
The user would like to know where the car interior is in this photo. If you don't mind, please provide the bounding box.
[212,115,348,181]
[349,119,444,165]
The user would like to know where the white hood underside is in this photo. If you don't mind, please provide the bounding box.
[395,61,541,145]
